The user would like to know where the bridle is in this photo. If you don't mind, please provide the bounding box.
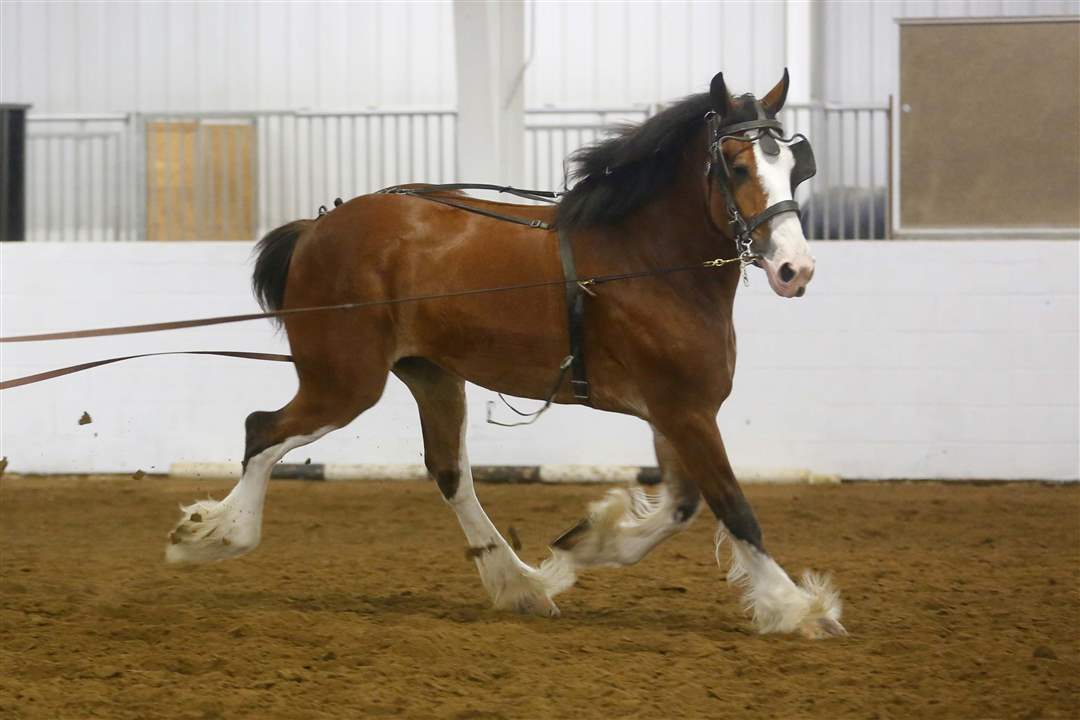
[703,102,816,283]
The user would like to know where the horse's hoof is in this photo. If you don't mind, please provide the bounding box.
[514,593,560,618]
[819,617,848,637]
[164,500,258,564]
[800,616,848,639]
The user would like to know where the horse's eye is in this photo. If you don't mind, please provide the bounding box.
[731,165,750,180]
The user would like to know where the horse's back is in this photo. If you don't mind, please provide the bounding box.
[280,191,571,399]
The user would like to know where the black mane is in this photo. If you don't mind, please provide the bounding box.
[555,92,759,231]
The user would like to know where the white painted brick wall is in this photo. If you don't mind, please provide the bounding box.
[1,240,1077,480]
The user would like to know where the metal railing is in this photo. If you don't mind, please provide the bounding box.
[525,106,653,191]
[23,101,889,242]
[141,109,457,240]
[524,101,891,239]
[25,114,137,242]
[25,108,456,242]
[779,101,892,240]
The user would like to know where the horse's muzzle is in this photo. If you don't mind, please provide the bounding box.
[762,254,815,298]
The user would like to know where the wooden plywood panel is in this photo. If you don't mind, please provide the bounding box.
[899,18,1080,230]
[147,121,255,240]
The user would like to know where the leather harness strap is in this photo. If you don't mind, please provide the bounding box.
[0,350,293,391]
[379,183,592,405]
[558,229,591,403]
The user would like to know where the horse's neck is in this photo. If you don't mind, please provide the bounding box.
[611,167,742,308]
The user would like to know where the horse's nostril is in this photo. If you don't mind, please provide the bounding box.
[779,262,796,283]
[795,286,806,298]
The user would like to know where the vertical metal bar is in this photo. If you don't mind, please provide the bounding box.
[195,121,205,239]
[174,118,184,241]
[176,120,184,240]
[365,117,373,194]
[83,133,91,242]
[139,119,148,241]
[61,138,69,241]
[84,135,91,242]
[283,114,290,227]
[853,110,861,239]
[394,115,402,185]
[822,109,831,240]
[119,116,127,240]
[97,135,104,242]
[135,114,147,241]
[307,116,315,216]
[234,121,244,238]
[839,111,848,241]
[886,98,894,239]
[420,114,428,182]
[277,115,285,227]
[112,134,120,242]
[333,115,341,198]
[292,115,299,219]
[226,122,235,238]
[254,117,262,237]
[407,114,414,181]
[96,137,105,243]
[43,138,52,242]
[225,122,233,238]
[321,116,330,203]
[73,135,83,241]
[864,109,872,239]
[119,120,126,240]
[437,114,444,183]
[377,115,385,188]
[354,115,362,194]
[206,122,217,239]
[531,128,539,188]
[220,124,231,238]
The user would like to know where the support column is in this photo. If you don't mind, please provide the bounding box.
[453,0,525,185]
[784,0,821,104]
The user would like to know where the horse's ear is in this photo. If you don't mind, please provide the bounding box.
[710,72,732,118]
[761,68,790,115]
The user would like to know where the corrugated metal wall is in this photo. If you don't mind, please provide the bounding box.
[525,0,789,107]
[0,0,456,112]
[4,1,1078,112]
[822,0,1080,103]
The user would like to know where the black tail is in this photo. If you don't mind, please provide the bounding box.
[252,220,310,318]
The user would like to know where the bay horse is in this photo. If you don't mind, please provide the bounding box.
[166,71,846,639]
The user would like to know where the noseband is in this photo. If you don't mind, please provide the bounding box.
[704,102,816,279]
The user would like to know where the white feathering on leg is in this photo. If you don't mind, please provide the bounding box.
[566,486,684,567]
[714,524,845,638]
[536,549,578,597]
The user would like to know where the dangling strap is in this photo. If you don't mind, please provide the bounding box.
[558,228,590,403]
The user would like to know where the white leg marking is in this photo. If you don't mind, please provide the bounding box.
[716,525,846,638]
[444,419,573,616]
[564,486,697,567]
[165,426,334,564]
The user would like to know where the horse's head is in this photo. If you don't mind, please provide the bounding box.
[705,70,816,298]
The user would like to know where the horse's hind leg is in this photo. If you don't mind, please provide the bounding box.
[550,426,702,569]
[394,358,574,616]
[166,364,388,564]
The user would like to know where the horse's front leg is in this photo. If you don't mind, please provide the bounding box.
[653,410,847,639]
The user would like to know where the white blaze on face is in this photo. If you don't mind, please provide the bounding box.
[751,141,816,298]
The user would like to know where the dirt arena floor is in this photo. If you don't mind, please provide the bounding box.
[1,476,1077,719]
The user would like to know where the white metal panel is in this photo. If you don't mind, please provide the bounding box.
[0,0,457,113]
[524,0,789,108]
[822,0,1079,104]
[4,0,1076,113]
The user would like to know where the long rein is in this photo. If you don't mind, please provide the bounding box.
[0,184,749,392]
